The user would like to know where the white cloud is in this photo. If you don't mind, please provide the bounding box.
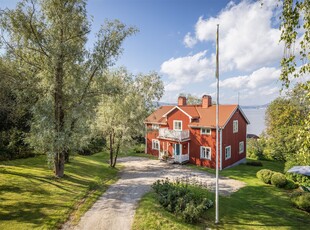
[188,0,283,71]
[160,50,214,87]
[183,32,197,48]
[212,67,280,90]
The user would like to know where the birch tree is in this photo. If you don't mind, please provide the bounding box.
[95,69,164,167]
[0,0,137,177]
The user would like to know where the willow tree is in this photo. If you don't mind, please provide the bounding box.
[280,0,310,166]
[94,69,164,167]
[0,0,137,177]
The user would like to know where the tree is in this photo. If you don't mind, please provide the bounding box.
[0,0,137,177]
[94,68,164,167]
[280,0,310,167]
[264,85,309,164]
[179,93,201,105]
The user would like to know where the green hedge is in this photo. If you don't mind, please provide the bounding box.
[290,191,310,212]
[271,172,287,188]
[256,169,274,184]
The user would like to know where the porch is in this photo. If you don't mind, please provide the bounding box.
[159,141,190,164]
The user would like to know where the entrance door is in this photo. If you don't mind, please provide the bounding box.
[173,144,182,156]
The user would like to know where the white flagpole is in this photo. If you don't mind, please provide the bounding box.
[215,24,220,224]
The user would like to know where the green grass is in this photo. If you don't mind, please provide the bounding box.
[0,152,120,230]
[133,159,310,229]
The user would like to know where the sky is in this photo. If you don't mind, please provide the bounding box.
[1,0,308,105]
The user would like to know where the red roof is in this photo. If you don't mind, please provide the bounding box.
[145,104,249,128]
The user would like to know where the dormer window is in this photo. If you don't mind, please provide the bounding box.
[173,120,182,131]
[201,128,211,135]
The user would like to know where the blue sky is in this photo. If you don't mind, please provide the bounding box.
[1,0,308,105]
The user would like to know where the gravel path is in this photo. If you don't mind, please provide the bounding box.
[63,157,245,230]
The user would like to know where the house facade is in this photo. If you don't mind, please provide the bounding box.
[144,95,250,169]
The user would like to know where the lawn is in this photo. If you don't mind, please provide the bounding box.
[0,152,120,230]
[133,159,310,230]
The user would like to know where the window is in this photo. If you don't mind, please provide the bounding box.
[173,120,182,131]
[201,128,211,135]
[200,146,211,160]
[225,146,231,160]
[239,141,244,154]
[233,120,238,133]
[152,124,159,130]
[152,139,159,150]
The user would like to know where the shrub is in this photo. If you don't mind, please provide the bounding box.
[246,161,263,166]
[286,172,310,187]
[256,169,274,184]
[246,138,265,160]
[284,179,299,190]
[291,191,310,212]
[271,172,287,188]
[152,178,213,223]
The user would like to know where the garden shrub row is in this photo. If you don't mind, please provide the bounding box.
[290,191,310,212]
[152,178,213,223]
[256,169,298,189]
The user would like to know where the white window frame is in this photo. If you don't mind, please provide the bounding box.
[201,128,211,135]
[152,139,159,150]
[233,120,238,133]
[173,120,182,131]
[225,146,231,160]
[200,146,211,160]
[239,141,244,154]
[152,124,159,130]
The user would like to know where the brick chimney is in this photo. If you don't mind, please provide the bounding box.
[202,95,212,108]
[178,96,187,106]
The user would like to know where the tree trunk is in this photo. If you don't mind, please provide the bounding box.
[54,151,65,177]
[109,132,113,167]
[64,149,70,163]
[112,133,122,168]
[54,48,65,176]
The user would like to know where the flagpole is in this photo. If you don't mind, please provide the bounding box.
[215,24,220,224]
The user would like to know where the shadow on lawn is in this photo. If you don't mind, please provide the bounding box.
[216,184,310,229]
[0,201,67,227]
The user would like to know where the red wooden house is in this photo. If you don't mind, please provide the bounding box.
[144,95,250,169]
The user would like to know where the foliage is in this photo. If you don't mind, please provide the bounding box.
[246,138,265,160]
[94,68,163,167]
[0,0,137,176]
[256,169,274,184]
[151,178,213,223]
[245,161,263,166]
[179,93,201,105]
[290,191,310,212]
[77,138,106,156]
[134,159,310,229]
[284,179,299,190]
[280,0,310,174]
[271,172,287,188]
[286,172,310,187]
[0,152,119,229]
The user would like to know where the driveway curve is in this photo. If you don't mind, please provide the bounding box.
[63,157,245,230]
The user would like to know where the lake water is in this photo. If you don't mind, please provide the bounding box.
[243,108,266,136]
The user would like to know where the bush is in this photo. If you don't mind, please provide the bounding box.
[291,191,310,212]
[246,161,263,166]
[152,178,213,223]
[246,138,265,160]
[271,172,287,188]
[286,172,310,187]
[256,169,274,184]
[284,179,299,190]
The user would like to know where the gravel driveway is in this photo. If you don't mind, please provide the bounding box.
[63,157,245,230]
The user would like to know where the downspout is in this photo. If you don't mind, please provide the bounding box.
[220,128,222,170]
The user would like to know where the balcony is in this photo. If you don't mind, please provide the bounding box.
[158,128,190,141]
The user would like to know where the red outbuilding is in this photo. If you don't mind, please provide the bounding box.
[144,95,250,169]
